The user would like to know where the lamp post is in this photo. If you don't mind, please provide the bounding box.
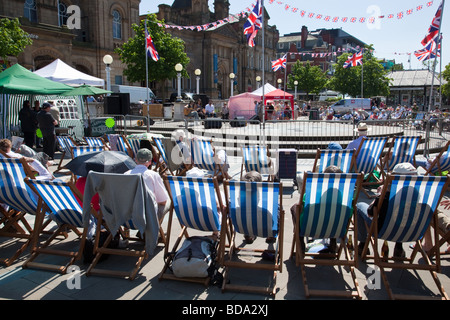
[103,54,113,96]
[294,80,298,101]
[277,78,282,90]
[195,69,201,95]
[175,63,183,101]
[229,73,235,97]
[256,75,261,89]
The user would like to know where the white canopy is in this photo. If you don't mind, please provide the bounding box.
[34,59,105,87]
[251,83,277,96]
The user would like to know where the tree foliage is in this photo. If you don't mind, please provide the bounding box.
[287,61,327,98]
[328,46,391,98]
[115,14,189,84]
[442,63,450,98]
[0,18,33,62]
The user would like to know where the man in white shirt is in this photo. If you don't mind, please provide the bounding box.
[205,100,216,117]
[125,148,169,220]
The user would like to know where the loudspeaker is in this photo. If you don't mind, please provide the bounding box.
[230,116,247,127]
[249,115,259,124]
[204,118,222,129]
[105,93,130,115]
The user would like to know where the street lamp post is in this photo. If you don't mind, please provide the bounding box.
[294,80,298,101]
[175,63,183,101]
[229,73,235,97]
[103,54,113,96]
[256,75,261,89]
[277,78,282,90]
[195,69,201,95]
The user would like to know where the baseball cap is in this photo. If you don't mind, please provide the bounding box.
[136,148,152,163]
[42,102,51,109]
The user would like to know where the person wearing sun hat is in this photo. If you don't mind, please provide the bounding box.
[346,122,371,151]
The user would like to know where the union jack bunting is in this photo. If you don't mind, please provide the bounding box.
[243,0,263,47]
[343,51,363,68]
[415,39,441,61]
[421,1,443,46]
[145,24,159,62]
[271,54,287,71]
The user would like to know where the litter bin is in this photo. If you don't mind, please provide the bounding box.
[163,103,173,119]
[309,109,319,120]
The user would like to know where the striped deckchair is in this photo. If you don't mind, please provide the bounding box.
[55,135,78,173]
[70,145,104,159]
[107,134,133,158]
[0,158,40,266]
[152,137,173,175]
[382,136,421,174]
[313,148,356,173]
[84,136,107,148]
[221,180,284,296]
[190,138,223,177]
[426,140,450,175]
[160,176,225,286]
[361,174,449,300]
[126,137,141,159]
[23,178,88,274]
[291,172,364,299]
[240,145,274,181]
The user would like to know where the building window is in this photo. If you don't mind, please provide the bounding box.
[115,75,123,85]
[24,0,37,23]
[56,99,79,120]
[112,10,122,39]
[58,1,69,27]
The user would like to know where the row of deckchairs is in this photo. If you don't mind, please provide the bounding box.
[1,154,449,299]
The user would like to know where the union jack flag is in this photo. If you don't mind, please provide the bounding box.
[343,51,363,68]
[271,54,287,71]
[415,39,441,61]
[243,0,262,47]
[145,24,159,62]
[421,1,443,46]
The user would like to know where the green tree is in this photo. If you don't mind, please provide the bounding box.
[287,61,327,99]
[442,63,450,98]
[328,46,391,98]
[0,18,32,62]
[115,14,189,97]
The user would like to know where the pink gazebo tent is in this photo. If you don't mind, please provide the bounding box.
[228,92,261,119]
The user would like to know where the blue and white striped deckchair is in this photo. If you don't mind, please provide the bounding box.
[426,140,450,175]
[152,137,173,175]
[23,178,88,273]
[107,134,132,157]
[0,158,39,266]
[355,137,388,193]
[313,148,356,173]
[127,137,141,159]
[190,138,220,176]
[240,146,273,180]
[70,145,104,159]
[385,136,421,172]
[84,136,106,148]
[365,174,449,300]
[292,172,363,299]
[160,176,224,285]
[56,135,78,173]
[222,180,284,295]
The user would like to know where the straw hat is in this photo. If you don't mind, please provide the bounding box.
[354,122,371,132]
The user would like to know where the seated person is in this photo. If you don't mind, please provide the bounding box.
[184,101,199,120]
[124,148,170,221]
[221,102,229,120]
[205,100,216,118]
[0,138,53,180]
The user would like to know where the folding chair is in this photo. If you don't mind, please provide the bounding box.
[83,172,163,280]
[0,158,40,266]
[70,145,105,159]
[107,134,133,158]
[381,136,421,177]
[240,145,274,181]
[126,137,141,159]
[153,137,174,175]
[354,137,389,196]
[360,174,449,300]
[291,172,364,299]
[84,136,107,149]
[160,176,225,286]
[190,138,225,178]
[312,148,356,173]
[221,180,284,295]
[425,140,450,176]
[55,135,78,174]
[22,178,90,273]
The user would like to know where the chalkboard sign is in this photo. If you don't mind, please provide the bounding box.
[90,117,115,137]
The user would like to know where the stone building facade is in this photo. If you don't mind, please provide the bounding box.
[154,0,279,99]
[0,0,140,86]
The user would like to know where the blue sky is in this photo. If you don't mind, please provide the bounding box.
[140,0,449,70]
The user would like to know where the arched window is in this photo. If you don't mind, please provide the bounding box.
[112,10,122,39]
[58,1,69,27]
[24,0,37,23]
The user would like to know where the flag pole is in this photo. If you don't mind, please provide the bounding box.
[261,0,266,145]
[145,20,150,118]
[361,49,364,98]
[428,0,445,113]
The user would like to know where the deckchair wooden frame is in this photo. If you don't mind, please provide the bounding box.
[152,137,175,175]
[291,172,364,299]
[190,138,226,179]
[240,145,274,181]
[159,176,227,287]
[425,140,450,176]
[22,178,91,274]
[220,180,284,296]
[55,135,78,174]
[360,174,449,300]
[379,135,421,179]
